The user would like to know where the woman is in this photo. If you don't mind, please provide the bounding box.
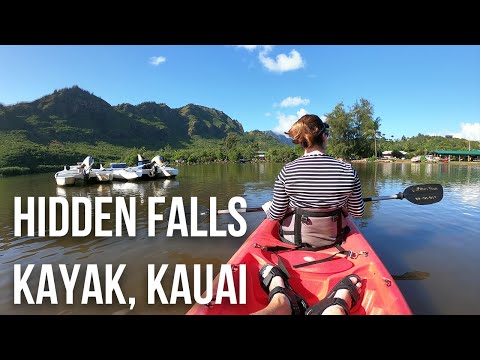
[254,114,365,315]
[264,114,365,249]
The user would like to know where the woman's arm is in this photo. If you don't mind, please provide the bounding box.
[347,169,365,218]
[266,169,289,220]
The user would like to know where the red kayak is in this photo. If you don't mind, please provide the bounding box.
[185,185,443,315]
[186,216,412,315]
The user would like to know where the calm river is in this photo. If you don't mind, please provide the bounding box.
[1,162,479,315]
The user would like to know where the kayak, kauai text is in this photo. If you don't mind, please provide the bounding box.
[11,195,248,307]
[13,263,246,307]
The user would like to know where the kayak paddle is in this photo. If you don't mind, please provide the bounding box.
[363,183,443,205]
[163,183,444,219]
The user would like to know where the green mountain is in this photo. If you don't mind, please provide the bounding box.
[0,85,244,149]
[1,86,298,174]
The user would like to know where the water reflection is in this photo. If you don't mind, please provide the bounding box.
[380,162,393,176]
[392,271,430,280]
[111,179,180,203]
[1,163,480,314]
[410,163,420,175]
[56,183,113,199]
[449,182,480,207]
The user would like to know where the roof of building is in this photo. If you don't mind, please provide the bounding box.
[432,150,480,156]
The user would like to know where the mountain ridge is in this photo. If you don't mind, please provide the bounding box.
[0,85,247,148]
[0,86,294,173]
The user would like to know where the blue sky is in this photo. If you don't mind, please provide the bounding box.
[1,45,479,141]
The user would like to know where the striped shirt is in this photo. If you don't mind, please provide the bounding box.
[266,153,365,220]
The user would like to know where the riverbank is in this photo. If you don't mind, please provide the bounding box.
[351,159,480,166]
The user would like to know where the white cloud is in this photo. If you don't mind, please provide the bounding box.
[235,45,258,51]
[260,45,274,52]
[272,108,308,135]
[279,96,310,108]
[457,122,480,141]
[233,45,305,73]
[149,56,166,66]
[259,48,305,73]
[430,122,480,141]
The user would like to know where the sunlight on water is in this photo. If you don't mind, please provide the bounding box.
[354,163,480,314]
[1,163,480,314]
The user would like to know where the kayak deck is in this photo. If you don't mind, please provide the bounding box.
[187,216,412,315]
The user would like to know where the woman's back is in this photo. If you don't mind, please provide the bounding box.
[282,153,360,209]
[268,153,364,220]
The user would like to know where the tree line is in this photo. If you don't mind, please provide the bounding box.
[326,98,478,160]
[1,98,478,177]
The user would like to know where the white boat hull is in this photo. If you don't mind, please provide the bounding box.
[155,165,179,178]
[55,154,179,184]
[90,169,114,182]
[55,175,76,186]
[54,156,114,185]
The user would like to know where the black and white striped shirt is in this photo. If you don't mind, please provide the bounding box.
[266,153,365,220]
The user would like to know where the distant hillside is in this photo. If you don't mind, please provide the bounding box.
[244,130,293,149]
[0,86,294,173]
[264,130,294,146]
[0,85,244,149]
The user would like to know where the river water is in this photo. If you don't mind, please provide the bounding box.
[1,162,479,315]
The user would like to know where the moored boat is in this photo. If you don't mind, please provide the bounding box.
[106,155,178,181]
[90,167,114,182]
[106,162,155,181]
[151,155,179,179]
[54,156,113,185]
[54,156,94,186]
[54,171,76,186]
[104,164,129,180]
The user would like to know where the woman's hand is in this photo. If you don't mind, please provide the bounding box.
[262,201,272,213]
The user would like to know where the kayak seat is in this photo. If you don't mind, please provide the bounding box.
[259,263,309,315]
[305,274,362,315]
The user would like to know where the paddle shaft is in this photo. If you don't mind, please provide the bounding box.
[217,197,389,214]
[165,184,443,217]
[217,194,398,214]
[363,194,402,202]
[216,184,443,213]
[217,207,263,214]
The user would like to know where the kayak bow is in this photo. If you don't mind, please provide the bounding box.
[187,216,412,315]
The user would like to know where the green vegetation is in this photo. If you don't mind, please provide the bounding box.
[382,134,478,157]
[0,87,478,177]
[325,98,479,160]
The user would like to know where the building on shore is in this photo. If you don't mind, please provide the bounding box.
[431,150,480,162]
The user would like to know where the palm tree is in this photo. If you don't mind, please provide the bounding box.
[365,117,382,158]
[373,117,382,158]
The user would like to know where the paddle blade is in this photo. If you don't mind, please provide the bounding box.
[402,184,443,205]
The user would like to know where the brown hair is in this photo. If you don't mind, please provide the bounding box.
[285,114,329,148]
